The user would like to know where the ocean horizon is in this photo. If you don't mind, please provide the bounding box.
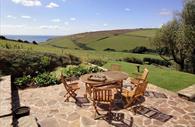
[3,35,60,43]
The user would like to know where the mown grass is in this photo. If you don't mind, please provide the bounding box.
[103,61,195,92]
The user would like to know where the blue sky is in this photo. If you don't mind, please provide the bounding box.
[0,0,183,35]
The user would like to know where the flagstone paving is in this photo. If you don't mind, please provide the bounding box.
[18,80,195,127]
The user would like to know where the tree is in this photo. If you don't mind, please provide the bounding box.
[153,0,195,72]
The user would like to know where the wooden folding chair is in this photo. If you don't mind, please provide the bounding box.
[122,81,148,114]
[111,64,121,71]
[131,68,149,85]
[61,74,80,102]
[93,87,116,123]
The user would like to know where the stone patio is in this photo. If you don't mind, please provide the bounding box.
[17,80,195,127]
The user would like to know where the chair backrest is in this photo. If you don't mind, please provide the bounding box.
[133,81,148,98]
[111,64,121,71]
[93,87,113,102]
[141,68,149,81]
[61,74,69,90]
[61,74,76,98]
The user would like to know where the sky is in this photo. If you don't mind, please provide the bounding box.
[0,0,183,35]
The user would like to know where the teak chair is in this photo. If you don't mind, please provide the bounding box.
[122,81,148,113]
[111,64,121,71]
[93,87,115,123]
[61,74,80,102]
[131,68,149,85]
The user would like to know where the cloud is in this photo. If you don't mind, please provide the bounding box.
[11,0,41,7]
[64,21,69,25]
[51,19,61,22]
[39,25,59,29]
[1,24,25,28]
[103,23,108,26]
[159,9,173,16]
[124,8,131,12]
[21,15,32,19]
[70,17,76,21]
[46,2,59,8]
[7,15,16,19]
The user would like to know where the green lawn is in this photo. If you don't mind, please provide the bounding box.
[103,61,195,92]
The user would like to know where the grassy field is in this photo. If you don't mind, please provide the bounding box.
[0,39,161,61]
[41,28,157,51]
[103,61,195,92]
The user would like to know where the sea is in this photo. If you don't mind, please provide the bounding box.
[4,35,59,43]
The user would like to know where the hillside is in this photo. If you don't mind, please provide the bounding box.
[41,28,158,51]
[0,39,161,61]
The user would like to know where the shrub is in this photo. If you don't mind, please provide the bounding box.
[33,72,58,87]
[132,46,148,54]
[62,65,103,78]
[0,50,81,77]
[14,75,31,88]
[32,41,38,45]
[143,57,171,67]
[88,59,107,66]
[120,57,143,64]
[104,48,116,52]
[0,35,6,40]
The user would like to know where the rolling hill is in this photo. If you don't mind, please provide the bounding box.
[41,28,158,51]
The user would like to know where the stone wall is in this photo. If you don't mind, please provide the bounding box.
[0,75,12,127]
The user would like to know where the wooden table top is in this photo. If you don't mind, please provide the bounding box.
[80,71,129,86]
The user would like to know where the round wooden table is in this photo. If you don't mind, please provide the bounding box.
[80,71,129,97]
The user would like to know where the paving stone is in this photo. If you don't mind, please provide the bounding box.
[174,125,186,127]
[69,119,80,127]
[143,119,152,126]
[18,116,38,127]
[39,118,59,127]
[66,112,80,121]
[80,116,96,127]
[171,106,186,114]
[57,119,69,127]
[96,120,111,127]
[47,100,57,105]
[35,100,46,106]
[178,84,195,101]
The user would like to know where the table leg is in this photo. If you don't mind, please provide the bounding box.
[84,83,88,98]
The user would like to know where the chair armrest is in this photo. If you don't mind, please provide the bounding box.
[68,82,79,85]
[132,72,142,76]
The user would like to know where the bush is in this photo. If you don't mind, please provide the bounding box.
[33,72,58,87]
[143,57,171,67]
[0,35,6,40]
[120,57,143,64]
[104,48,116,52]
[14,75,31,88]
[88,59,107,66]
[132,46,148,54]
[62,65,103,78]
[0,50,81,77]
